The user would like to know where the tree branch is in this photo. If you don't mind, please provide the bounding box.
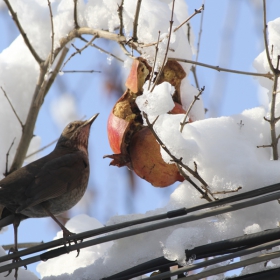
[47,0,55,64]
[9,48,69,173]
[132,0,142,42]
[180,86,205,133]
[262,0,280,160]
[117,0,124,36]
[173,4,204,32]
[3,0,43,65]
[148,31,161,90]
[151,0,175,92]
[143,112,216,201]
[61,35,97,70]
[73,0,79,29]
[170,57,274,79]
[4,138,16,176]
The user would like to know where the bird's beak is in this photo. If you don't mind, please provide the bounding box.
[83,113,99,127]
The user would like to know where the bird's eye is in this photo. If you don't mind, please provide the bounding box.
[67,124,73,129]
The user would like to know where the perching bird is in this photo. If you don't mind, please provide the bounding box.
[0,114,98,278]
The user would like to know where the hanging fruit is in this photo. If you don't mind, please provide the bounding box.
[104,58,188,187]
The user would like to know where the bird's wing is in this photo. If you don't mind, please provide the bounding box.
[16,152,88,212]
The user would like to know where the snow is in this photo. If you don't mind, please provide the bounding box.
[0,0,280,279]
[136,82,175,116]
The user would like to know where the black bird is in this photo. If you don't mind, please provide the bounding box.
[0,114,98,278]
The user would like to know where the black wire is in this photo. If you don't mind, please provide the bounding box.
[186,227,280,260]
[230,267,280,280]
[2,182,280,274]
[103,227,280,280]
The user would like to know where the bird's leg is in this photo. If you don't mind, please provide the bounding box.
[5,214,27,279]
[41,203,81,257]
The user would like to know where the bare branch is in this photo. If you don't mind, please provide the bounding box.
[4,138,15,176]
[1,87,23,128]
[191,1,205,88]
[77,36,125,62]
[3,0,43,64]
[257,144,272,148]
[53,27,126,59]
[47,0,55,64]
[89,42,124,62]
[117,0,124,36]
[151,0,175,92]
[196,1,204,62]
[9,48,69,173]
[263,0,276,73]
[173,4,204,32]
[148,31,161,90]
[180,86,205,133]
[213,186,242,195]
[176,163,212,202]
[170,57,274,79]
[45,47,69,98]
[262,0,280,160]
[132,0,142,42]
[118,42,135,58]
[73,0,79,29]
[143,112,215,201]
[60,70,101,74]
[61,35,97,70]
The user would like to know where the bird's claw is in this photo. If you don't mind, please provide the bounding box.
[62,229,82,257]
[5,248,27,279]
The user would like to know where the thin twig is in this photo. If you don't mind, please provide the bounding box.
[132,0,142,42]
[262,0,280,160]
[191,66,200,89]
[61,35,97,70]
[60,70,102,74]
[196,1,204,62]
[1,87,23,128]
[212,186,242,195]
[257,144,272,148]
[78,35,125,62]
[191,1,205,89]
[148,31,161,90]
[73,0,79,29]
[47,0,55,64]
[3,0,43,64]
[170,57,274,79]
[4,138,15,176]
[89,42,124,62]
[173,4,204,32]
[143,112,216,201]
[25,138,58,159]
[263,0,275,72]
[151,0,176,92]
[180,86,205,133]
[117,0,124,36]
[118,42,135,58]
[176,163,212,201]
